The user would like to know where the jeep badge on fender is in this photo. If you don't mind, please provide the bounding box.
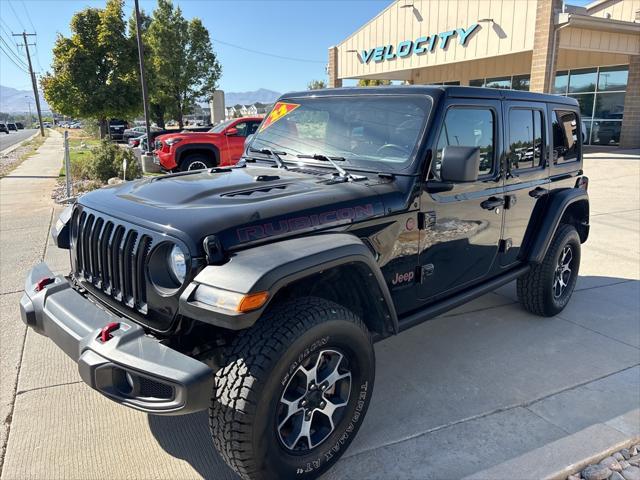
[20,86,588,480]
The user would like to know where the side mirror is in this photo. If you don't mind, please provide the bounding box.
[244,133,254,148]
[440,146,480,183]
[225,127,239,136]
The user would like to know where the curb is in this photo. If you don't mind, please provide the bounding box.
[0,130,41,157]
[463,409,640,480]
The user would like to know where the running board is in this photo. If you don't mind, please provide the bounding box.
[397,265,530,333]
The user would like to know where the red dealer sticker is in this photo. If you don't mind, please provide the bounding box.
[258,101,300,132]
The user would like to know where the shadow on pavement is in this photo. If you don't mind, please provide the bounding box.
[148,411,241,479]
[147,276,639,479]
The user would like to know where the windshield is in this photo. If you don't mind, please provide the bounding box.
[250,95,430,171]
[209,119,233,133]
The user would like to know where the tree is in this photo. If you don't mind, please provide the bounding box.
[41,0,139,138]
[146,0,221,129]
[307,79,327,90]
[357,79,391,87]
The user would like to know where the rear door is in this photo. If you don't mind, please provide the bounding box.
[417,98,504,301]
[500,101,551,267]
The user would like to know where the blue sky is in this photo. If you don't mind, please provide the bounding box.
[1,0,594,94]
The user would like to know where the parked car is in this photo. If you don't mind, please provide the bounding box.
[154,116,262,171]
[0,123,8,134]
[7,123,17,131]
[15,122,24,129]
[123,125,162,144]
[20,87,589,480]
[108,119,129,141]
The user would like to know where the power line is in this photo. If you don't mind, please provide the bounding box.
[6,1,26,31]
[0,37,28,70]
[20,0,36,32]
[13,31,45,136]
[0,45,29,73]
[211,38,325,64]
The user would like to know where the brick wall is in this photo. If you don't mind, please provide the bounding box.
[328,46,342,88]
[530,0,562,93]
[620,55,640,149]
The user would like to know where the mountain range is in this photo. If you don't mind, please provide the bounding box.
[0,85,50,113]
[1,84,281,113]
[223,88,281,106]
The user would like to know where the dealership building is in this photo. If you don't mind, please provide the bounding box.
[328,0,640,147]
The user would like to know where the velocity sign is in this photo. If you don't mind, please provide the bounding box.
[359,23,479,64]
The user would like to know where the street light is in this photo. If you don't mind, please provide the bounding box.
[24,96,32,128]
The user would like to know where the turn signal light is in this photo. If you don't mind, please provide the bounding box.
[237,292,270,313]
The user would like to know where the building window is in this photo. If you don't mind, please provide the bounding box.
[485,76,511,89]
[433,107,494,179]
[512,74,531,91]
[469,74,530,91]
[554,65,627,145]
[508,109,544,171]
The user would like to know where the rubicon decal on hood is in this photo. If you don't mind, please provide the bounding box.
[259,101,300,132]
[237,204,377,242]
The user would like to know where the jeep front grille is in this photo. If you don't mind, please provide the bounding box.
[71,207,153,314]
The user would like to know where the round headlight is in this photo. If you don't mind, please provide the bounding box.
[168,244,186,284]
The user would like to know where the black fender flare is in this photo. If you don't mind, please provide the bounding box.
[179,233,398,333]
[526,188,589,264]
[175,143,219,167]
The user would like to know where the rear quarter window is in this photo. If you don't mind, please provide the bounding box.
[552,110,581,164]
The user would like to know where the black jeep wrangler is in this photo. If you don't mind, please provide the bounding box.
[20,86,589,480]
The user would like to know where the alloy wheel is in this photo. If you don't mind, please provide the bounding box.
[276,349,352,452]
[553,244,573,299]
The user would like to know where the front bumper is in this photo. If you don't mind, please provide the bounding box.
[19,262,213,415]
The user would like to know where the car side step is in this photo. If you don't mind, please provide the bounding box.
[397,265,530,333]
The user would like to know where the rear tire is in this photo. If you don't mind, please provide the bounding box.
[210,297,375,480]
[517,224,581,316]
[181,154,214,171]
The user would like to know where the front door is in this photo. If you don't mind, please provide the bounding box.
[224,120,261,164]
[418,99,504,301]
[500,101,550,267]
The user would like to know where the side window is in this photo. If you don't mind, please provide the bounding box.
[508,109,545,171]
[234,122,248,137]
[248,121,260,135]
[552,110,580,164]
[433,107,494,179]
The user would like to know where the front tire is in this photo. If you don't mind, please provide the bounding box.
[181,154,214,171]
[517,224,581,316]
[210,297,375,480]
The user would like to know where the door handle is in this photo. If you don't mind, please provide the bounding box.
[529,187,548,198]
[481,196,505,210]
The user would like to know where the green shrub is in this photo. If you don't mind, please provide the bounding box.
[85,140,142,183]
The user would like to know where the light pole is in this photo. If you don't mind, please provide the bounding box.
[134,0,152,156]
[24,96,32,128]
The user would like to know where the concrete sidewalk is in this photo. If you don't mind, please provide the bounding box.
[0,144,638,479]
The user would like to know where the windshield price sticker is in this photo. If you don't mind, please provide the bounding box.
[259,102,300,132]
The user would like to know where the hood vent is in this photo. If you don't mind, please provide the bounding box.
[222,184,288,198]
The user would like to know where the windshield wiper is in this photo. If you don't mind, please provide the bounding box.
[249,147,288,170]
[296,153,355,181]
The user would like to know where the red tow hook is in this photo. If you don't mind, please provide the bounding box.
[34,277,55,292]
[100,322,120,342]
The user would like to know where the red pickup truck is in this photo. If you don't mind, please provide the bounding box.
[154,116,263,171]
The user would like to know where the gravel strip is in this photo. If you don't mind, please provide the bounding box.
[568,444,640,480]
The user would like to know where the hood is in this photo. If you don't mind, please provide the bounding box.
[156,131,219,142]
[78,164,409,256]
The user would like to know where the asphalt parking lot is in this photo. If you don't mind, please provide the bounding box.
[0,136,638,479]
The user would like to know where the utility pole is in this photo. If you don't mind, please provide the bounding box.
[133,0,152,155]
[24,96,32,128]
[14,32,45,137]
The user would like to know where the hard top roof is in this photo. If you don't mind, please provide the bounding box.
[280,85,579,106]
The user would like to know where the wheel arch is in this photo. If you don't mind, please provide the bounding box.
[525,188,589,264]
[176,143,219,168]
[179,233,398,337]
